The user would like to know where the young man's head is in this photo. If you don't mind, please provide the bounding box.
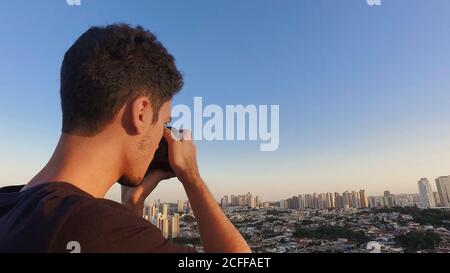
[60,24,183,187]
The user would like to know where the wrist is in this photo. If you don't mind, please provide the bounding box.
[178,169,202,187]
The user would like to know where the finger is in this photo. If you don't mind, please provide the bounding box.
[180,129,193,141]
[163,127,178,144]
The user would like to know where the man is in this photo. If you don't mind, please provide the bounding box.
[0,24,251,253]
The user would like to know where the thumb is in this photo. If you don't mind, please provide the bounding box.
[163,127,183,144]
[163,127,176,145]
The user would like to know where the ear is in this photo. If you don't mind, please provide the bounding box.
[130,96,153,135]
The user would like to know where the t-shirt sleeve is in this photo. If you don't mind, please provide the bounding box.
[51,199,196,253]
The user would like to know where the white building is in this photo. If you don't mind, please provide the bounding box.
[159,217,169,238]
[436,176,450,207]
[161,203,168,218]
[169,213,180,238]
[177,200,184,213]
[418,178,436,208]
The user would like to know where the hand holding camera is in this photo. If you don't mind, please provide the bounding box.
[162,127,201,185]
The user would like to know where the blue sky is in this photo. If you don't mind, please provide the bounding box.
[1,0,450,202]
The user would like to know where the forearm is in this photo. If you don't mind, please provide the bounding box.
[183,176,251,253]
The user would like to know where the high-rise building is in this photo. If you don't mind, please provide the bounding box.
[368,196,384,208]
[152,212,162,228]
[144,203,155,220]
[412,194,420,204]
[312,193,319,209]
[159,217,169,238]
[359,190,369,208]
[418,178,436,208]
[229,193,252,206]
[151,206,179,239]
[287,196,299,210]
[392,194,415,207]
[383,191,394,208]
[247,193,258,208]
[298,195,305,210]
[368,193,419,208]
[351,191,361,208]
[225,193,261,208]
[342,191,351,209]
[177,200,184,213]
[161,203,168,218]
[169,213,180,238]
[220,195,229,208]
[436,176,450,208]
[184,201,192,214]
[305,194,313,209]
[334,193,342,209]
[230,195,236,206]
[325,192,334,209]
[148,202,160,219]
[316,193,324,210]
[433,192,441,207]
[281,191,369,210]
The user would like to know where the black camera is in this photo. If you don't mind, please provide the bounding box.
[146,135,172,174]
[145,126,183,174]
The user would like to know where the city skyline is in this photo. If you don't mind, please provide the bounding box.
[143,176,450,253]
[143,175,450,208]
[131,174,450,204]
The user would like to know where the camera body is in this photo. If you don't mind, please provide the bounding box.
[145,125,182,175]
[146,136,173,174]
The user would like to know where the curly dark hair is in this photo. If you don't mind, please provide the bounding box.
[60,24,183,136]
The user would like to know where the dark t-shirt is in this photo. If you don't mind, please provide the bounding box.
[0,182,195,253]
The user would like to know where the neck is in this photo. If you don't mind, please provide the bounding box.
[24,132,123,198]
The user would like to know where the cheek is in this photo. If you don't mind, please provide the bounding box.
[147,125,163,151]
[151,120,165,140]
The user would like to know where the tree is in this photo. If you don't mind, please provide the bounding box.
[293,226,368,245]
[395,231,441,252]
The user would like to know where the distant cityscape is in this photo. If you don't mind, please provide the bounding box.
[143,200,192,240]
[143,175,450,253]
[220,175,450,210]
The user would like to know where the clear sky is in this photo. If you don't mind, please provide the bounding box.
[1,0,450,202]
